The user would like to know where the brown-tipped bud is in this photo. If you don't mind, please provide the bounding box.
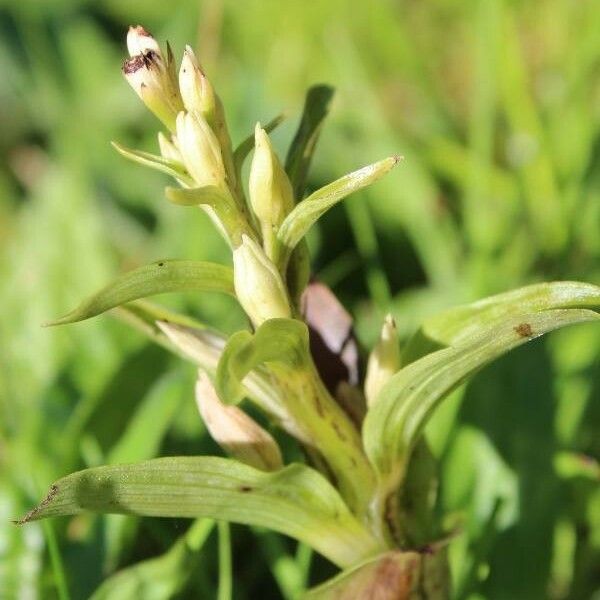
[233,234,291,326]
[365,314,400,406]
[175,111,226,188]
[122,27,183,131]
[126,25,161,57]
[249,124,294,230]
[196,372,283,471]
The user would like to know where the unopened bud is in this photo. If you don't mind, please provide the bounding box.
[175,111,226,188]
[179,46,219,123]
[249,124,294,244]
[122,29,183,131]
[157,132,182,162]
[196,372,283,471]
[233,234,291,326]
[126,25,161,56]
[365,315,400,406]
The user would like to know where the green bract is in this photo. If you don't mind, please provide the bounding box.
[22,25,600,600]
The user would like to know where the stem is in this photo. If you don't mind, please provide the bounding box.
[217,521,232,600]
[272,360,390,544]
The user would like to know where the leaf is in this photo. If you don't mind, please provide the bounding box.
[277,156,401,255]
[90,519,215,600]
[304,548,449,599]
[214,318,377,518]
[405,281,600,361]
[233,113,286,175]
[17,457,383,568]
[363,309,600,496]
[285,84,334,200]
[111,142,193,185]
[157,321,307,442]
[216,318,310,405]
[46,260,235,326]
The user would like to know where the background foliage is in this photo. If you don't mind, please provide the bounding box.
[1,0,599,598]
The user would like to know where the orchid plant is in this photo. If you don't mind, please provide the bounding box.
[19,26,600,599]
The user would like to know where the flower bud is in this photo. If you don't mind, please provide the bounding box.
[122,26,183,131]
[175,111,226,188]
[179,46,219,124]
[364,314,400,406]
[196,372,283,471]
[157,132,182,162]
[233,234,291,326]
[126,25,161,56]
[249,124,294,243]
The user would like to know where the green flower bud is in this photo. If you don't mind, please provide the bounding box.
[233,234,291,326]
[196,372,283,471]
[122,27,183,131]
[249,124,294,259]
[175,111,226,188]
[365,314,400,406]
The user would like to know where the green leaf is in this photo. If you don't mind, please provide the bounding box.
[363,309,600,495]
[405,281,600,361]
[214,318,377,520]
[278,156,401,256]
[216,318,309,405]
[90,519,215,600]
[111,142,193,185]
[233,113,286,175]
[18,457,383,568]
[47,260,235,326]
[285,84,334,200]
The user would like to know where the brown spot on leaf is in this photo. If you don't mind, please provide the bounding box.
[239,486,253,493]
[514,323,533,338]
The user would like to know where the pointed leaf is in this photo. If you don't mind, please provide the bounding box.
[233,113,286,174]
[47,260,234,326]
[405,281,600,361]
[364,309,600,495]
[278,157,401,255]
[285,85,334,200]
[112,141,193,185]
[18,457,383,568]
[216,318,310,405]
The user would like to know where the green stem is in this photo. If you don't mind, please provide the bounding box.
[217,521,232,600]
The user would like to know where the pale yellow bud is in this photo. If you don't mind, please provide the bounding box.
[157,132,182,162]
[365,314,400,406]
[179,46,218,123]
[175,111,226,188]
[126,25,161,57]
[195,372,283,471]
[122,32,183,131]
[233,234,291,326]
[249,124,294,228]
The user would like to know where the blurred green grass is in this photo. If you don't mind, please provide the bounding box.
[1,0,599,597]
